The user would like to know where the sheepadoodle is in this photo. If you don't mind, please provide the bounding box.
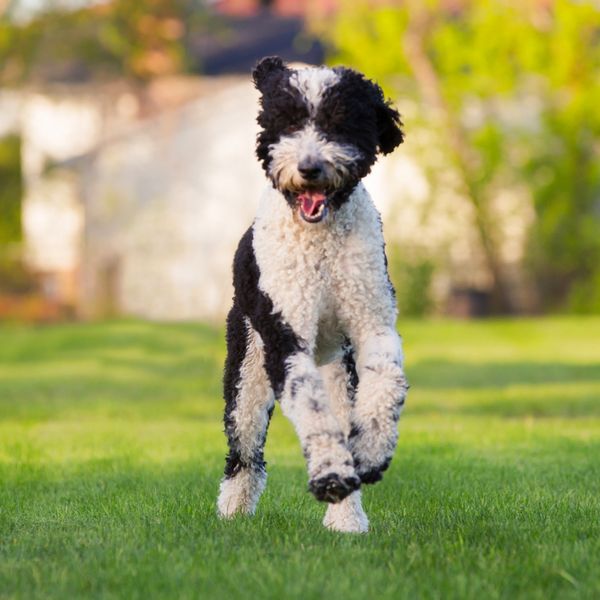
[217,56,408,533]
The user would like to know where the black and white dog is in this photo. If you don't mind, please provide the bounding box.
[217,57,408,533]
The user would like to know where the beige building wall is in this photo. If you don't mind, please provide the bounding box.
[79,77,265,321]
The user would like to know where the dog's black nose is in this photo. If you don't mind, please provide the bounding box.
[298,160,322,181]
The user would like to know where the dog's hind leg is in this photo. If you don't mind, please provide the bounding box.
[218,307,274,518]
[348,327,409,485]
[320,353,369,533]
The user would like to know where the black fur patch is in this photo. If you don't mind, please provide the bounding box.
[309,398,324,413]
[317,69,384,168]
[223,304,250,478]
[341,339,359,405]
[252,56,287,91]
[309,472,361,503]
[253,58,309,174]
[327,68,404,157]
[222,224,304,478]
[348,423,362,440]
[290,375,308,399]
[316,67,403,209]
[358,456,392,485]
[230,226,304,398]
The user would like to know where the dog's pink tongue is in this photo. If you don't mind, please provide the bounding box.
[300,191,327,216]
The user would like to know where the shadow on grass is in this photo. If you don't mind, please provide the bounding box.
[406,359,600,418]
[0,372,223,420]
[2,319,599,421]
[0,320,223,364]
[0,322,224,420]
[2,359,600,420]
[409,359,600,389]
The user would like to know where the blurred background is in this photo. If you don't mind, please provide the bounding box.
[0,0,599,323]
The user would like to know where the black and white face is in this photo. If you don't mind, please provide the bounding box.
[253,56,404,224]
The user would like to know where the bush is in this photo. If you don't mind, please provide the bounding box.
[387,245,435,318]
[0,258,37,295]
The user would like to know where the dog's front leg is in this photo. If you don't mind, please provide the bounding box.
[279,351,360,503]
[349,327,408,484]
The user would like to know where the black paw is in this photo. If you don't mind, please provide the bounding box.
[308,473,361,503]
[356,457,391,485]
[358,468,384,484]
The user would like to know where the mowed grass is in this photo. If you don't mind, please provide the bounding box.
[1,318,599,600]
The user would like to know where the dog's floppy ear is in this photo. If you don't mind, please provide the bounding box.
[363,77,404,155]
[252,56,289,93]
[339,68,404,156]
[375,99,404,155]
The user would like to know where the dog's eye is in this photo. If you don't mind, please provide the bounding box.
[283,124,301,135]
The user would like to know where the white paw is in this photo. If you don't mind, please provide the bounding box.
[322,490,369,533]
[217,469,266,518]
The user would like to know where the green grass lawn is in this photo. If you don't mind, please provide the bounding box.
[1,318,599,599]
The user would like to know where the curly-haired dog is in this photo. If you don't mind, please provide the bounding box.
[217,56,408,533]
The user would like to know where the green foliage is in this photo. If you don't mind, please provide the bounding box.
[1,319,600,597]
[326,0,600,313]
[0,134,39,297]
[0,135,22,247]
[387,245,435,317]
[523,25,600,312]
[0,0,215,83]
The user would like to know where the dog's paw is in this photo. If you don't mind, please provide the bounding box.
[217,469,266,517]
[349,423,396,485]
[323,491,369,533]
[308,472,361,503]
[355,456,391,484]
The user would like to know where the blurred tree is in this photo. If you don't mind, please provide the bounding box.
[387,244,435,317]
[0,0,214,84]
[0,134,37,297]
[324,0,600,313]
[0,135,22,247]
[522,2,600,312]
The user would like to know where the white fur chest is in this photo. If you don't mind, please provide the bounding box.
[252,184,397,358]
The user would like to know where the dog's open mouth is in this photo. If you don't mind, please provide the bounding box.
[297,190,328,223]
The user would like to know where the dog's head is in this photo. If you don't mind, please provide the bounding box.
[253,56,404,224]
